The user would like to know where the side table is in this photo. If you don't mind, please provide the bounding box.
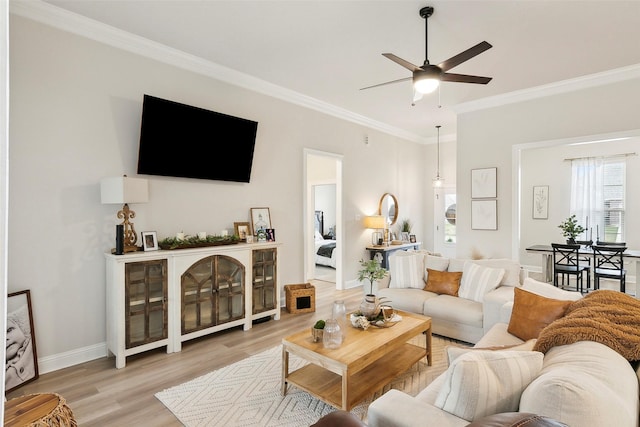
[365,242,422,269]
[4,393,77,427]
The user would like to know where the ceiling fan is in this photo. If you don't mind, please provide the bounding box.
[361,6,493,102]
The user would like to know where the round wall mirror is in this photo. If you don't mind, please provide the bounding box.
[378,193,398,226]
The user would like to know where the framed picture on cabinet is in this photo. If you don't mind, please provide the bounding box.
[141,231,158,251]
[471,167,497,199]
[6,290,39,393]
[250,207,271,235]
[266,228,276,242]
[410,234,417,243]
[234,222,251,241]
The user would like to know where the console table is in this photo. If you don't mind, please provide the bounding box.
[366,242,422,269]
[105,242,281,368]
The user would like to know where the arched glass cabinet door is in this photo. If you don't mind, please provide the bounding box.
[378,193,398,227]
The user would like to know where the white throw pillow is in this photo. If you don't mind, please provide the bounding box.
[434,350,544,421]
[522,277,583,301]
[458,261,505,302]
[388,251,425,289]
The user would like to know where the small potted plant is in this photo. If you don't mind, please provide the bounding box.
[311,319,325,343]
[356,259,389,319]
[558,214,585,244]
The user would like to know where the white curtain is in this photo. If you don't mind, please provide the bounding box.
[570,157,604,242]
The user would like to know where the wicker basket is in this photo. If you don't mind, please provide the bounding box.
[285,283,315,314]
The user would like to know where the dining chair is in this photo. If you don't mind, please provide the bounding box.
[592,244,627,292]
[595,241,626,246]
[551,243,590,292]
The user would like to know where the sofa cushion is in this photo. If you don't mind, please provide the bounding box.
[445,339,537,365]
[424,269,462,296]
[471,259,522,287]
[458,262,505,303]
[465,412,568,427]
[434,350,543,421]
[520,341,639,427]
[388,251,424,289]
[424,255,451,282]
[378,288,437,314]
[423,295,483,329]
[521,277,582,301]
[507,288,572,341]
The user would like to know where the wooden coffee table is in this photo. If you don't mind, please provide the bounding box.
[281,310,431,410]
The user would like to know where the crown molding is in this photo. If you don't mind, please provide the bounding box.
[454,64,640,114]
[10,0,427,144]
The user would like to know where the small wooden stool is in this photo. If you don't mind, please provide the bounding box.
[4,393,77,427]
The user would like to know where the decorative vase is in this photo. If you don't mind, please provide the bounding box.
[322,319,342,349]
[360,294,380,319]
[332,300,347,333]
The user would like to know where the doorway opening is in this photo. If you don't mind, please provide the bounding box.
[304,150,343,289]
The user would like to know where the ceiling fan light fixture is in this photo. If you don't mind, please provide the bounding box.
[414,77,440,94]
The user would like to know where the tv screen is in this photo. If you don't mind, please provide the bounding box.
[137,95,258,183]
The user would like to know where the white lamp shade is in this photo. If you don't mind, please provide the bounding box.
[101,176,149,204]
[363,215,386,229]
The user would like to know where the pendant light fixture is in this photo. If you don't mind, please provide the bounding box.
[433,125,444,188]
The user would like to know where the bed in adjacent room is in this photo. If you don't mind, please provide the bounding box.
[314,210,337,269]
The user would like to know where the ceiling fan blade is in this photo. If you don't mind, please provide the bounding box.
[441,72,492,84]
[437,41,492,72]
[360,76,412,91]
[382,53,421,72]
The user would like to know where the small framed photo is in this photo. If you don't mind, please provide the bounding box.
[266,228,276,242]
[401,232,410,242]
[234,222,251,241]
[471,167,497,199]
[250,207,271,235]
[410,234,417,243]
[6,290,39,392]
[141,231,159,251]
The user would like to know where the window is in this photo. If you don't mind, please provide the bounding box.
[570,157,625,243]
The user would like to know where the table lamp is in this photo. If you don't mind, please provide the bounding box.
[101,176,149,253]
[363,215,386,246]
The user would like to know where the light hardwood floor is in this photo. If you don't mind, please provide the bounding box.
[6,279,362,426]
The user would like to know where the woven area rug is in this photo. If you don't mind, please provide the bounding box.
[155,335,467,427]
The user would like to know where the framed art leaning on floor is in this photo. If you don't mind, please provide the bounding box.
[6,290,39,392]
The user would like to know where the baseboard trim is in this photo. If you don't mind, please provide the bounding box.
[38,342,107,375]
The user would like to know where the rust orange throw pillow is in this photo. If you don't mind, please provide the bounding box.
[507,287,572,341]
[424,269,462,296]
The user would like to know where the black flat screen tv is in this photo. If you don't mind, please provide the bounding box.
[137,94,258,183]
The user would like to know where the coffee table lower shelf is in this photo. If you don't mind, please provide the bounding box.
[284,342,425,410]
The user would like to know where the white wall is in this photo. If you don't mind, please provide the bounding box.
[456,78,640,263]
[8,15,430,371]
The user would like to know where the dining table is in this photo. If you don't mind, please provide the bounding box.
[525,244,640,299]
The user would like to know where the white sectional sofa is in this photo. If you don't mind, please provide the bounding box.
[368,278,640,427]
[377,251,522,343]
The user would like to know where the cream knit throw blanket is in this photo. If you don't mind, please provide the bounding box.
[533,290,640,361]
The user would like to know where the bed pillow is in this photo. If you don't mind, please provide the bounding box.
[388,252,425,289]
[424,269,462,296]
[434,350,543,421]
[458,261,505,303]
[507,287,572,341]
[314,230,324,241]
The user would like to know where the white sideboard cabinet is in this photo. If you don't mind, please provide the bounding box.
[105,242,281,368]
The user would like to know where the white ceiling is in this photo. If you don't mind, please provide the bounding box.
[35,1,640,143]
